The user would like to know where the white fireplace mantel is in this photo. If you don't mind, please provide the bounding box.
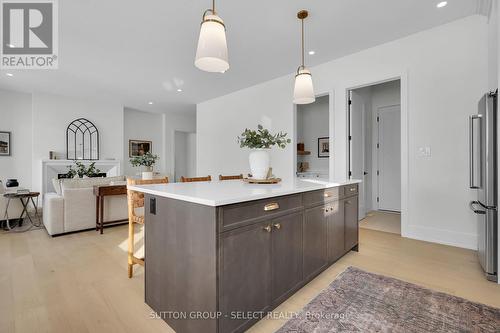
[41,159,121,195]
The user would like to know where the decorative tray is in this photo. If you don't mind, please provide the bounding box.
[243,178,282,184]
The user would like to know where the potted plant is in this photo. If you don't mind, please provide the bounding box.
[130,152,159,180]
[237,125,291,179]
[66,161,101,178]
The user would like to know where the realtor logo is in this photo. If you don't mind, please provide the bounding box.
[1,0,58,69]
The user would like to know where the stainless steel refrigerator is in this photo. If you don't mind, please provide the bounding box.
[469,90,498,282]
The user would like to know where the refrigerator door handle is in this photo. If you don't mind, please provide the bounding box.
[476,200,497,210]
[469,114,482,189]
[470,201,486,214]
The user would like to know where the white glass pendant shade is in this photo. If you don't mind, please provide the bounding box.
[195,14,229,73]
[293,67,315,104]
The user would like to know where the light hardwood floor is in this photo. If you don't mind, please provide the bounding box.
[0,225,499,333]
[360,210,401,234]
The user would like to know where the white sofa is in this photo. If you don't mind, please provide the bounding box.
[0,182,23,223]
[43,176,128,236]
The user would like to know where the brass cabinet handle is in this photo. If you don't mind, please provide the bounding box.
[346,200,352,205]
[263,225,272,233]
[273,223,281,230]
[350,187,356,192]
[264,202,279,211]
[324,192,331,198]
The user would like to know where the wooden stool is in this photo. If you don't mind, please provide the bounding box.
[127,177,168,278]
[180,175,211,182]
[219,174,243,181]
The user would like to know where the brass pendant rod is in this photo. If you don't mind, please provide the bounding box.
[301,18,305,68]
[213,0,216,13]
[297,10,308,69]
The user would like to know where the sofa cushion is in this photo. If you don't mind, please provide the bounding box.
[52,178,62,195]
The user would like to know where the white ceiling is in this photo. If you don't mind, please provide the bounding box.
[0,0,482,113]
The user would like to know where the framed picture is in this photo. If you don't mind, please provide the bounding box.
[129,140,152,157]
[318,137,329,158]
[0,131,11,156]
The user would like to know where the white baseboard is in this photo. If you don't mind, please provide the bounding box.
[403,224,477,250]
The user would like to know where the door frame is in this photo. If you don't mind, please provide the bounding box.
[347,89,367,219]
[293,90,335,180]
[345,72,409,237]
[375,104,401,212]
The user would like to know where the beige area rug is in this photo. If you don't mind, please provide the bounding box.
[276,267,500,333]
[360,210,401,234]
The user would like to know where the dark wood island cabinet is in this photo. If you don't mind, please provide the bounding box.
[135,181,359,333]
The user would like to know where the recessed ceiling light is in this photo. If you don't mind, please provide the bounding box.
[308,50,315,55]
[177,88,183,92]
[6,73,13,77]
[148,101,154,105]
[436,1,447,8]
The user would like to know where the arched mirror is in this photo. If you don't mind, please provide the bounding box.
[66,118,99,160]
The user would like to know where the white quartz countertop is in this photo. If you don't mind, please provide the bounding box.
[128,178,362,207]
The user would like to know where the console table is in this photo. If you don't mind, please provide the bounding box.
[93,184,128,234]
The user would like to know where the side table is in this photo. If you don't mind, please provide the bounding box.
[93,184,128,234]
[2,192,41,230]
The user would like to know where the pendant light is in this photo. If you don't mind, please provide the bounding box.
[195,0,229,73]
[293,10,315,104]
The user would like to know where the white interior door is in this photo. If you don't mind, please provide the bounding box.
[377,105,401,211]
[350,91,366,219]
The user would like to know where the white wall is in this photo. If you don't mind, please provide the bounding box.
[124,108,164,176]
[186,133,197,177]
[488,0,498,91]
[0,90,33,189]
[164,112,197,180]
[124,109,197,180]
[297,95,329,173]
[0,89,197,190]
[31,92,124,193]
[197,16,488,250]
[371,80,401,113]
[197,77,295,179]
[174,131,197,181]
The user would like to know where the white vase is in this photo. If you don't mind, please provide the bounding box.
[142,172,153,180]
[249,149,270,179]
[142,166,153,180]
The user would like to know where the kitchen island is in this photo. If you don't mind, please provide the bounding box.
[128,179,361,333]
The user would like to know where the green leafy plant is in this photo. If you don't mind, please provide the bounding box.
[130,152,159,168]
[66,161,101,178]
[237,125,291,149]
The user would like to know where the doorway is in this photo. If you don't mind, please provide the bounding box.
[348,79,401,234]
[296,95,330,180]
[174,131,196,182]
